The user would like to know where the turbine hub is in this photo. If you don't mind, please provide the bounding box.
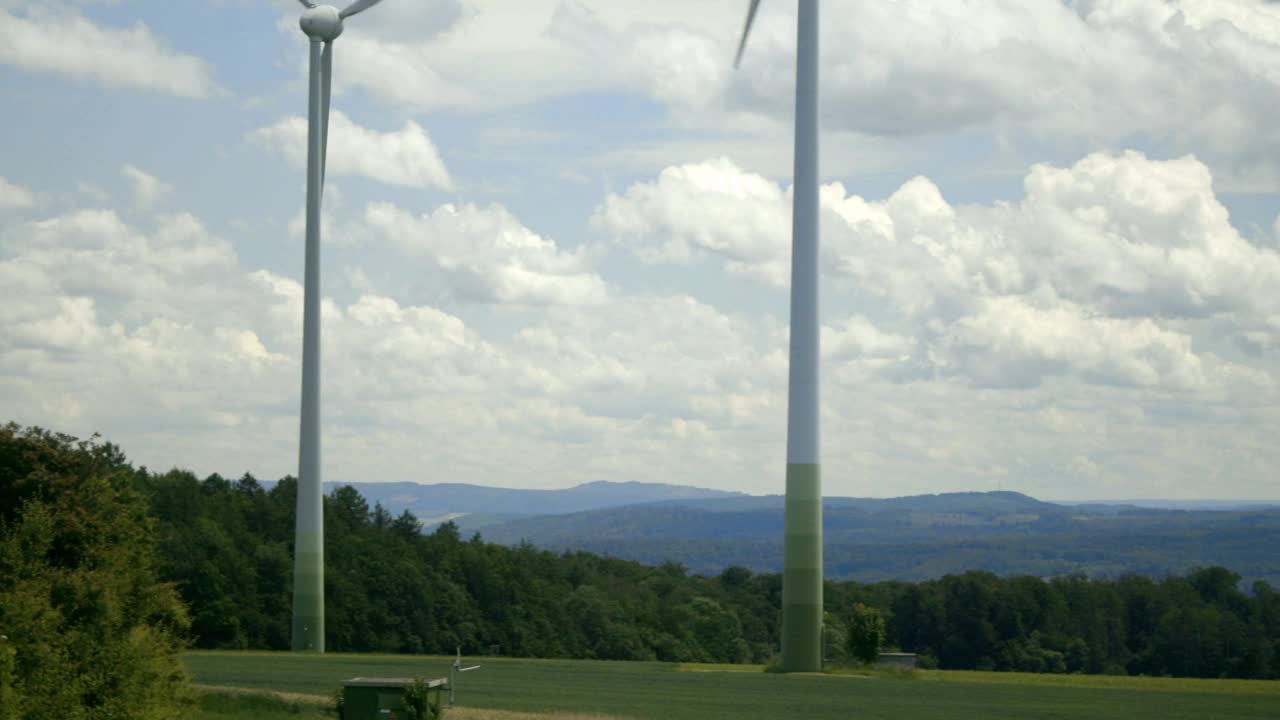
[300,5,343,41]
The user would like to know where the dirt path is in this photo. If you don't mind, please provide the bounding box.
[195,684,630,719]
[194,683,331,706]
[445,710,628,720]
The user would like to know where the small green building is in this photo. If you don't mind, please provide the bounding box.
[340,677,446,720]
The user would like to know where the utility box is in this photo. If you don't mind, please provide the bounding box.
[341,676,447,720]
[876,652,918,669]
[341,677,412,720]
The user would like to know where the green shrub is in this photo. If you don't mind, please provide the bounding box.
[402,678,442,720]
[846,603,886,665]
[0,424,192,719]
[331,686,345,718]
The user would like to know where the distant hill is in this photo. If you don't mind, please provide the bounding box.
[309,481,1280,585]
[1068,499,1280,511]
[468,490,1280,586]
[479,491,1073,545]
[321,480,746,529]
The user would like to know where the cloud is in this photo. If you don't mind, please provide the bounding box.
[363,201,608,306]
[258,0,1280,182]
[0,203,485,479]
[0,208,237,329]
[940,297,1207,390]
[0,177,36,209]
[822,316,915,363]
[735,1,1280,144]
[595,151,1280,390]
[537,1,1280,178]
[251,110,453,190]
[0,5,220,97]
[3,3,1279,501]
[1,175,1277,499]
[336,0,466,43]
[0,201,744,492]
[290,0,733,113]
[1009,152,1280,319]
[590,157,790,285]
[546,1,729,117]
[120,164,172,208]
[284,184,375,248]
[330,34,476,111]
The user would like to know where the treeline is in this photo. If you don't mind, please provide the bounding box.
[23,421,1277,718]
[139,470,775,663]
[863,569,1279,677]
[138,468,1280,678]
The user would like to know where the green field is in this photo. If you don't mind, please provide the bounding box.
[186,651,1280,720]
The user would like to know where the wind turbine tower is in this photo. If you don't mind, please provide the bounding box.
[290,0,388,654]
[735,0,824,672]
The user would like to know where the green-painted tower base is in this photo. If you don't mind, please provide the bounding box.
[781,463,822,672]
[291,534,324,652]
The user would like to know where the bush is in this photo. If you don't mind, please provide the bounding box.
[0,424,192,719]
[0,639,18,720]
[823,611,849,664]
[402,678,442,720]
[846,603,886,665]
[331,686,345,718]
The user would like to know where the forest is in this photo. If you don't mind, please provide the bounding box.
[4,423,1280,687]
[140,466,1280,678]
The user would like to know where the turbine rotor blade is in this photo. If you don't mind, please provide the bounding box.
[339,0,385,19]
[297,0,316,8]
[320,40,333,190]
[733,0,763,68]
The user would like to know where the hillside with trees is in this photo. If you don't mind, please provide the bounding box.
[469,497,1280,587]
[135,460,1280,678]
[3,423,1280,687]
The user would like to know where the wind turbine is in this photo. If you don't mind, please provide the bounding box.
[290,0,387,654]
[735,0,823,673]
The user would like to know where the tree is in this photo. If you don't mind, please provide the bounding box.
[0,424,191,718]
[0,635,17,720]
[687,597,748,663]
[940,572,998,669]
[846,602,886,664]
[823,611,848,664]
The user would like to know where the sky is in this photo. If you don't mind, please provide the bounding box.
[1,0,1279,501]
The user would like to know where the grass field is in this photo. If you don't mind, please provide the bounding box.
[185,651,1280,720]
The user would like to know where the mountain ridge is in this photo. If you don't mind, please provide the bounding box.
[320,478,747,520]
[290,480,1280,584]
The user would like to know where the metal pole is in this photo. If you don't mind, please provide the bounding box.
[291,37,325,654]
[780,0,822,673]
[450,648,459,706]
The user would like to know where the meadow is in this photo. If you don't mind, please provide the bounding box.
[186,651,1280,720]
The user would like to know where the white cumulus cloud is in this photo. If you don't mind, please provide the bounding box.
[595,151,1280,391]
[591,157,790,284]
[120,164,173,208]
[542,0,1280,180]
[0,177,36,209]
[0,5,220,97]
[251,110,453,190]
[364,201,607,306]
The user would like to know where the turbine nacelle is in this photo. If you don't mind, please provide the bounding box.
[300,6,343,41]
[297,0,385,41]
